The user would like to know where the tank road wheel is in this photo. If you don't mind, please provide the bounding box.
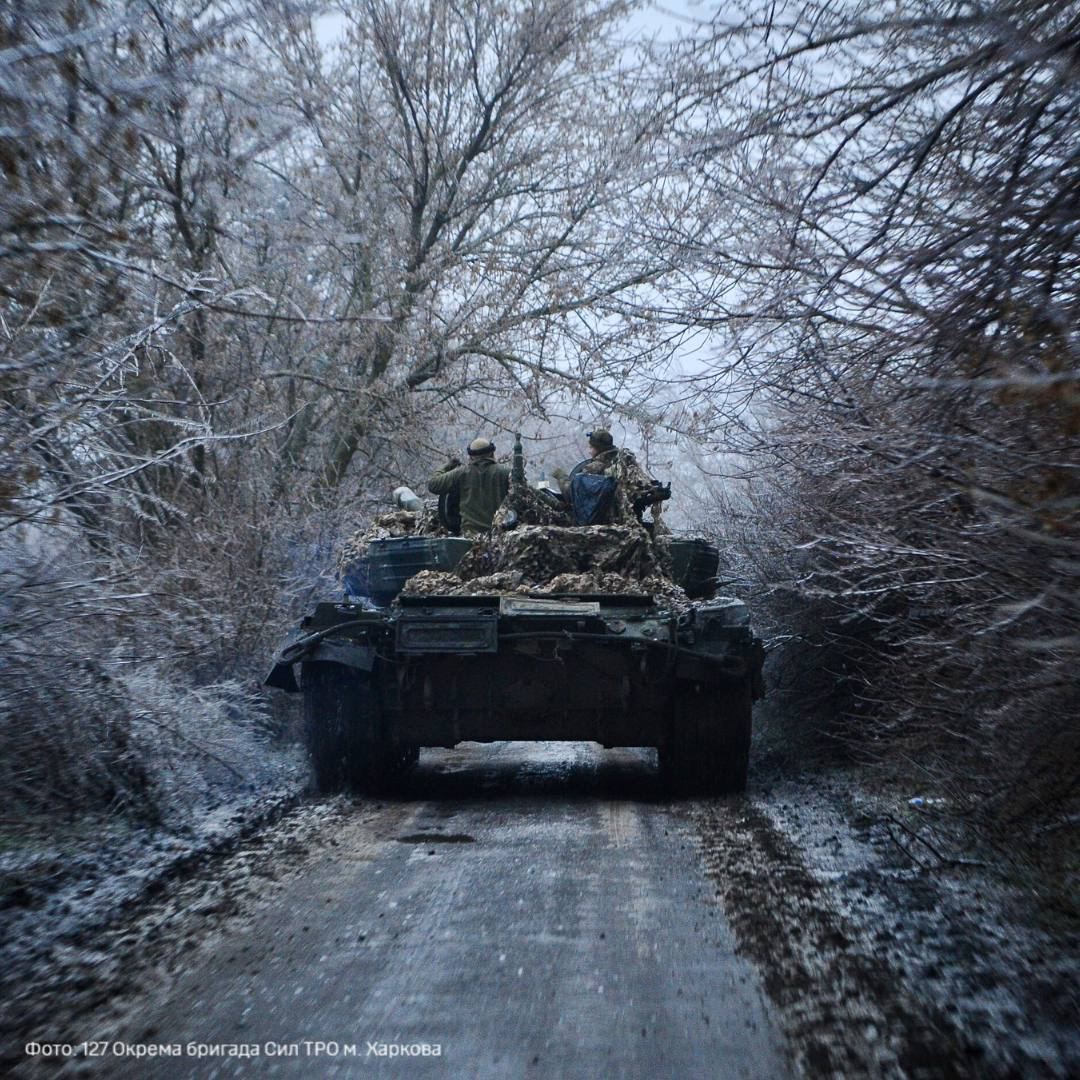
[662,679,752,796]
[301,661,356,794]
[302,661,418,795]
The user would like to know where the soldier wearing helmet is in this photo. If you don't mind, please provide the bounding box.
[585,428,617,466]
[553,429,618,489]
[555,427,669,526]
[549,428,620,524]
[427,437,510,535]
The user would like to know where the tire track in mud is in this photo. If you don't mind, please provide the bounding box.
[694,799,989,1079]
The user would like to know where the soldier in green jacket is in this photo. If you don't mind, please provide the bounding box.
[427,438,510,535]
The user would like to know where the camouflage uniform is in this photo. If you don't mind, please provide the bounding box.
[428,455,510,536]
[561,431,669,530]
[576,447,618,476]
[562,432,621,524]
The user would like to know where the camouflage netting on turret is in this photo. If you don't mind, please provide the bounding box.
[460,525,657,580]
[340,440,683,605]
[337,506,448,574]
[400,567,689,607]
[611,451,674,578]
[398,524,690,609]
[491,484,570,528]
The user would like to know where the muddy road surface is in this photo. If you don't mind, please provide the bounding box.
[15,743,789,1078]
[12,741,1065,1078]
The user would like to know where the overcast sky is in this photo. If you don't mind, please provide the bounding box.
[314,1,711,49]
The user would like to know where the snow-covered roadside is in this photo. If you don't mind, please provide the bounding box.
[724,765,1079,1077]
[704,768,1075,1080]
[0,746,309,1062]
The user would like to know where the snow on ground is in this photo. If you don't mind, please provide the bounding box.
[742,764,1079,1077]
[0,745,308,1046]
[3,739,1076,1078]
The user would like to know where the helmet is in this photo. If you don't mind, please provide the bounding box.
[587,429,614,450]
[467,437,496,456]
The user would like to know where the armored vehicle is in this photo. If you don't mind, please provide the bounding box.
[266,439,764,795]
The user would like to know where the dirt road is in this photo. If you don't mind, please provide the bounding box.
[23,744,788,1078]
[14,740,1069,1078]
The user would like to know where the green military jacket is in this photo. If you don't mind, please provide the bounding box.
[427,457,510,535]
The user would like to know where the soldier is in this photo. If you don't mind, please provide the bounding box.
[584,428,618,470]
[427,437,510,536]
[552,429,618,491]
[558,428,670,526]
[552,429,620,524]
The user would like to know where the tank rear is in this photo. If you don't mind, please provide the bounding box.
[265,437,763,795]
[268,586,762,795]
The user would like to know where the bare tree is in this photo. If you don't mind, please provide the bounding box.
[660,0,1079,860]
[250,0,678,492]
[0,0,293,818]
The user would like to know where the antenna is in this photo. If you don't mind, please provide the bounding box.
[511,432,526,489]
